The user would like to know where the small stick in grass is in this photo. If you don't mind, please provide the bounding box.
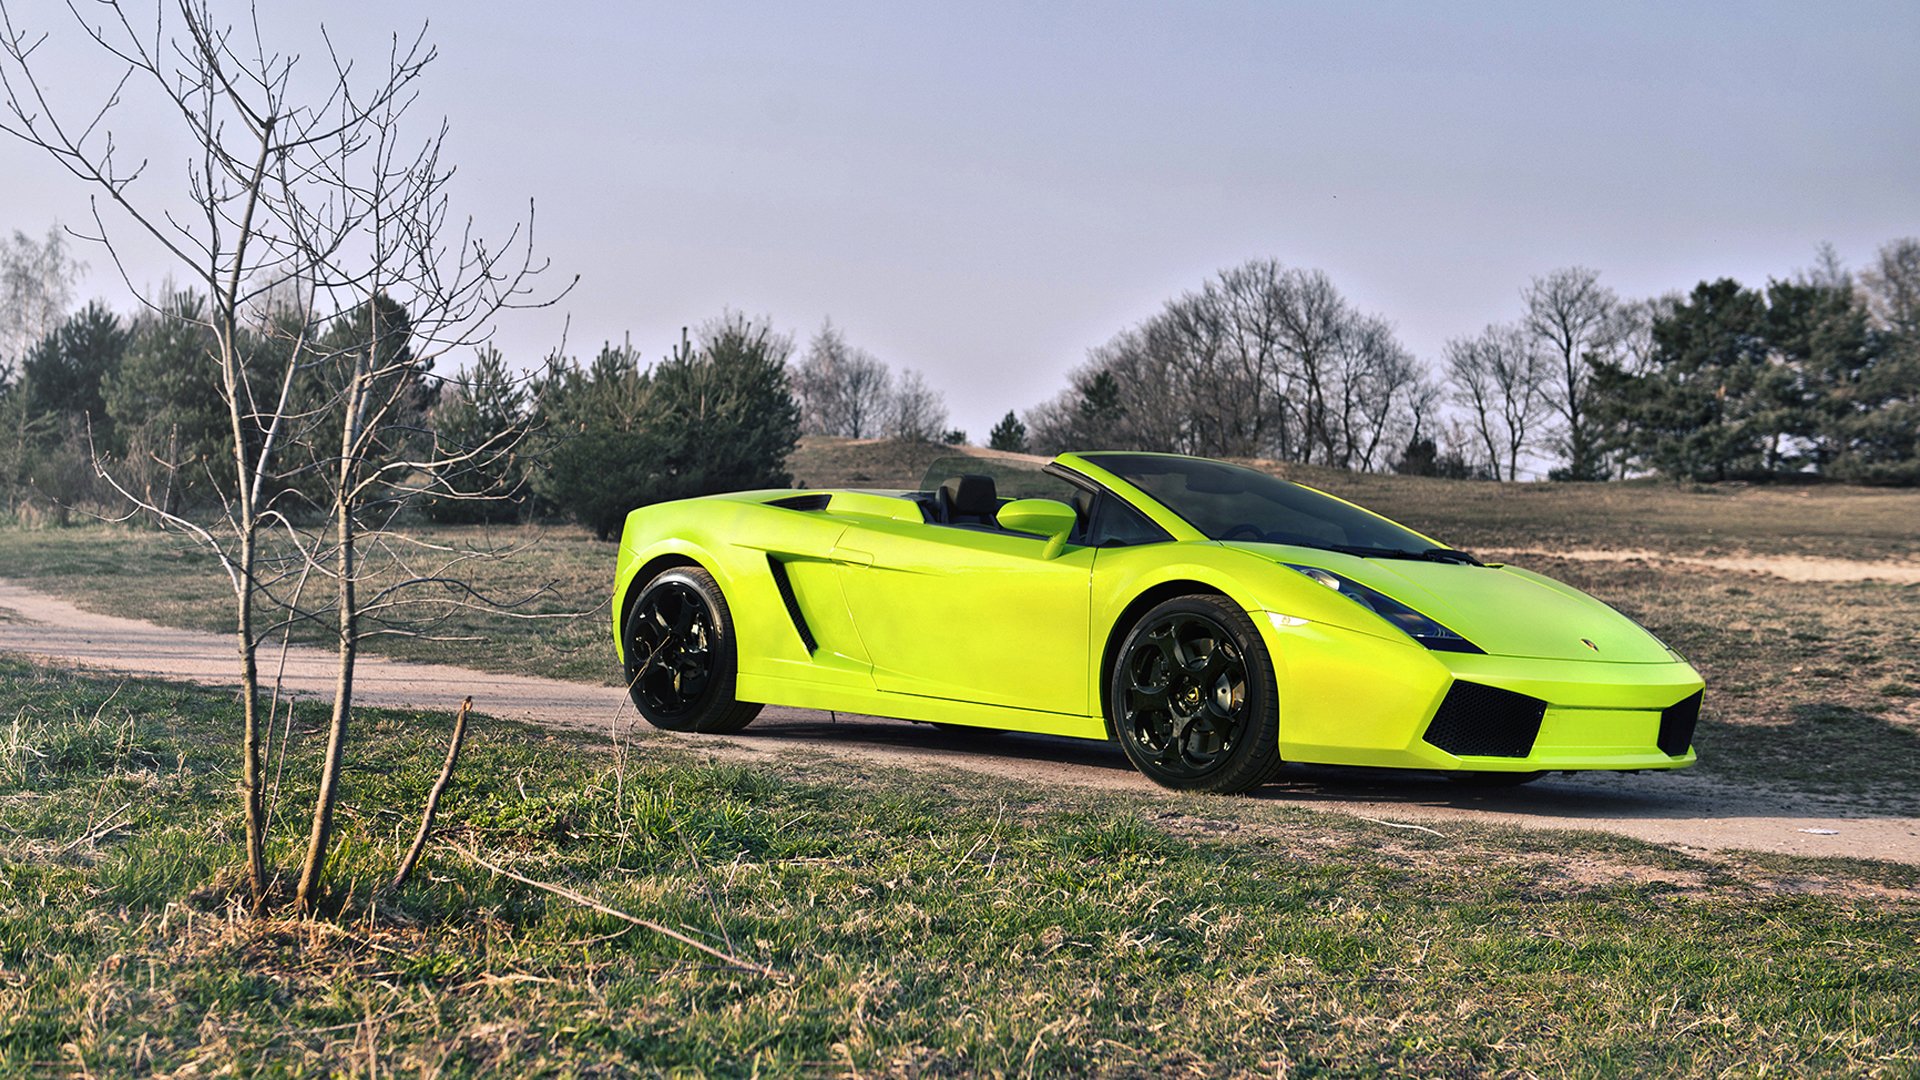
[445,839,787,982]
[390,696,473,892]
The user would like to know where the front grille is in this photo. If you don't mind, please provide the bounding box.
[1659,691,1702,757]
[1422,681,1547,758]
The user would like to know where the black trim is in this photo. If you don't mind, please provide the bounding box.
[767,493,831,511]
[1416,636,1486,654]
[1422,681,1547,758]
[1659,691,1702,757]
[765,556,817,652]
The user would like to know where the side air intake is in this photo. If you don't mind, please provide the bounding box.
[765,556,817,653]
[1422,681,1547,758]
[1659,691,1702,757]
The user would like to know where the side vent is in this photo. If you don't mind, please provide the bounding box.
[1659,691,1702,757]
[765,556,817,653]
[1422,681,1547,758]
[767,493,831,511]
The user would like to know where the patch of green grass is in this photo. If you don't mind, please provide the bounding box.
[2,656,1917,1076]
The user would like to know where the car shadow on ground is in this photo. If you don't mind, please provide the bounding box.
[729,711,1876,822]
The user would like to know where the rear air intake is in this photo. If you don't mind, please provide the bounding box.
[1422,681,1547,758]
[1659,691,1702,757]
[767,493,831,511]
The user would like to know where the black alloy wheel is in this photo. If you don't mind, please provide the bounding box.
[622,566,761,733]
[1110,594,1281,793]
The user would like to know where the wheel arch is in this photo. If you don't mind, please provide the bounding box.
[613,548,718,663]
[1096,578,1237,738]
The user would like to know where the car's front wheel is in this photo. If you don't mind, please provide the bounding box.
[1109,594,1281,793]
[622,566,761,734]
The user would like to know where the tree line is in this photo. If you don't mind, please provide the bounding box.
[0,225,966,538]
[990,241,1919,485]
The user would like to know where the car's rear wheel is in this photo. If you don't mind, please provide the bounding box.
[622,566,761,734]
[1109,594,1281,793]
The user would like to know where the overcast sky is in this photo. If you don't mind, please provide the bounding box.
[4,1,1916,441]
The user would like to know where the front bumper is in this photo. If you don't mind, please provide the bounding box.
[1258,613,1704,773]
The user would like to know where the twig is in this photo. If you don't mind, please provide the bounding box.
[58,801,133,854]
[445,840,786,982]
[1355,816,1445,837]
[389,696,472,891]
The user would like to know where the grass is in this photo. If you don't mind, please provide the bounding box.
[3,655,1917,1076]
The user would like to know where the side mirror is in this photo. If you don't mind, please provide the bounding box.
[997,498,1077,559]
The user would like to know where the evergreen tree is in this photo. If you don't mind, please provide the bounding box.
[1603,280,1774,481]
[102,291,226,514]
[533,315,800,539]
[19,301,127,445]
[987,409,1027,453]
[1764,279,1878,474]
[423,345,531,523]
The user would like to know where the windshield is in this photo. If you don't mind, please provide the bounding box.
[916,455,1083,502]
[1083,453,1439,555]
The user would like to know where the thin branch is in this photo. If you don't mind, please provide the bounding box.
[389,695,470,892]
[445,841,788,982]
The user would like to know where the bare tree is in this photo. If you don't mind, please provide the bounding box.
[1444,323,1545,481]
[1029,260,1426,469]
[1522,267,1619,480]
[1861,237,1920,338]
[792,319,892,438]
[0,224,83,375]
[0,1,562,911]
[885,368,948,442]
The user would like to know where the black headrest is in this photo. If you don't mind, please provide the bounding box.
[939,474,998,516]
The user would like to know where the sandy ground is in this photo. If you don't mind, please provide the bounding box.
[2,577,1916,866]
[1484,547,1920,584]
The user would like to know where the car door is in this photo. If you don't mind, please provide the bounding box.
[831,515,1095,716]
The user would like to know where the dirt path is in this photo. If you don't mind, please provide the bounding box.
[2,578,1916,866]
[1484,547,1920,584]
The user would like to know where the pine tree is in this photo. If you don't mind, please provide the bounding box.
[988,410,1027,453]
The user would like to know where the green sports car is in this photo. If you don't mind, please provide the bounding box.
[612,451,1703,793]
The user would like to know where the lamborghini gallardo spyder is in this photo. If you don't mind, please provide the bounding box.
[612,452,1703,793]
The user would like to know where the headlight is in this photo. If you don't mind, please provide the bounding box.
[1284,564,1484,654]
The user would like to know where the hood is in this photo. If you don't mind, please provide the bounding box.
[1227,543,1675,664]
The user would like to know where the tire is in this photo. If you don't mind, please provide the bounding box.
[621,566,761,734]
[1108,594,1281,793]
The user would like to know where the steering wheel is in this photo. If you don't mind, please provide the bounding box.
[1221,523,1266,542]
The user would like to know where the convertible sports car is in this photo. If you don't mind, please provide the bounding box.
[612,452,1704,793]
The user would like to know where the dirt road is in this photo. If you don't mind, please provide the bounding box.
[2,577,1915,865]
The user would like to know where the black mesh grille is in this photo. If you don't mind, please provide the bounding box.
[1422,681,1547,758]
[1659,691,1702,757]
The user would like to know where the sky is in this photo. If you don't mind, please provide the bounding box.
[3,1,1917,442]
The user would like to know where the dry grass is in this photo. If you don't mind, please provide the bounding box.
[1252,461,1920,563]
